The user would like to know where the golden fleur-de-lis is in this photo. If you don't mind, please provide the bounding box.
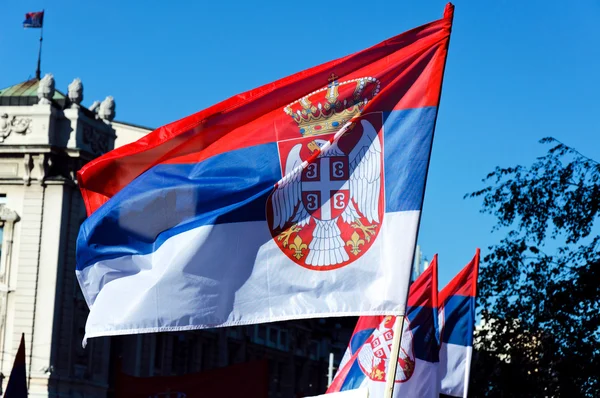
[277,224,301,247]
[289,235,308,259]
[346,231,365,255]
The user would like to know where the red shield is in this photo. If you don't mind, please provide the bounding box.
[358,317,416,383]
[301,156,349,221]
[266,113,385,271]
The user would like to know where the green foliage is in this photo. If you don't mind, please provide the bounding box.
[467,138,600,397]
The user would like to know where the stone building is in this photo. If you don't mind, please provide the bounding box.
[0,73,363,397]
[0,73,150,397]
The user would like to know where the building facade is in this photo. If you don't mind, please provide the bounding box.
[0,73,134,397]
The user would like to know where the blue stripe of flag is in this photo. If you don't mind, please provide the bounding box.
[76,107,436,271]
[442,295,475,346]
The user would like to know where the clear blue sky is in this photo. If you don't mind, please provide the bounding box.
[2,0,599,287]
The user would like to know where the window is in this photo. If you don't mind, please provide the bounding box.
[227,326,243,339]
[279,329,289,351]
[308,340,320,360]
[267,327,278,347]
[154,334,164,374]
[171,334,190,375]
[202,341,213,371]
[255,325,266,343]
[228,341,241,364]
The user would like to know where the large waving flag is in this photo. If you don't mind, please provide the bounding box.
[76,4,454,340]
[327,256,440,397]
[438,249,480,397]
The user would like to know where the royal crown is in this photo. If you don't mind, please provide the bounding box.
[284,74,380,137]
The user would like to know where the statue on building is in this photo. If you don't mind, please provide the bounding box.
[98,96,116,122]
[37,73,55,105]
[68,78,84,107]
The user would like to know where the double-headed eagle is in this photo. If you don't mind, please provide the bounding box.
[271,120,382,267]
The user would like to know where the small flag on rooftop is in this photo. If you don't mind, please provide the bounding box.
[23,11,44,28]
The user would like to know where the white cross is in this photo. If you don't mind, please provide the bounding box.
[302,157,348,220]
[371,331,393,359]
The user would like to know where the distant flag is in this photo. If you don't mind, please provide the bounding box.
[23,11,45,79]
[23,12,44,28]
[327,256,440,397]
[438,249,480,398]
[4,333,27,398]
[75,4,454,342]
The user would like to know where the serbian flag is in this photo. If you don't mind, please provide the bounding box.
[23,11,44,28]
[327,256,440,397]
[438,249,480,397]
[76,4,454,341]
[4,334,27,398]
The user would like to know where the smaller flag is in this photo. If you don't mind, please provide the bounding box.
[23,12,44,28]
[327,256,440,397]
[4,333,27,398]
[438,249,480,398]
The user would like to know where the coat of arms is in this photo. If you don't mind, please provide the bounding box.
[357,316,416,383]
[267,75,384,270]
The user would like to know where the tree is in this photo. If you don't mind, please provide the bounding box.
[467,138,600,397]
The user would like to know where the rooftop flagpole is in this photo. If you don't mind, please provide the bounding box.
[35,10,44,80]
[383,4,455,398]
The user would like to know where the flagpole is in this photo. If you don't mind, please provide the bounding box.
[462,248,480,398]
[383,315,405,396]
[383,4,455,398]
[35,10,44,80]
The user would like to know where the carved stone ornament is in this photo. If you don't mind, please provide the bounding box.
[68,78,84,107]
[83,126,109,155]
[37,73,55,104]
[0,205,19,223]
[23,154,33,186]
[98,96,116,122]
[37,153,53,184]
[0,113,32,142]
